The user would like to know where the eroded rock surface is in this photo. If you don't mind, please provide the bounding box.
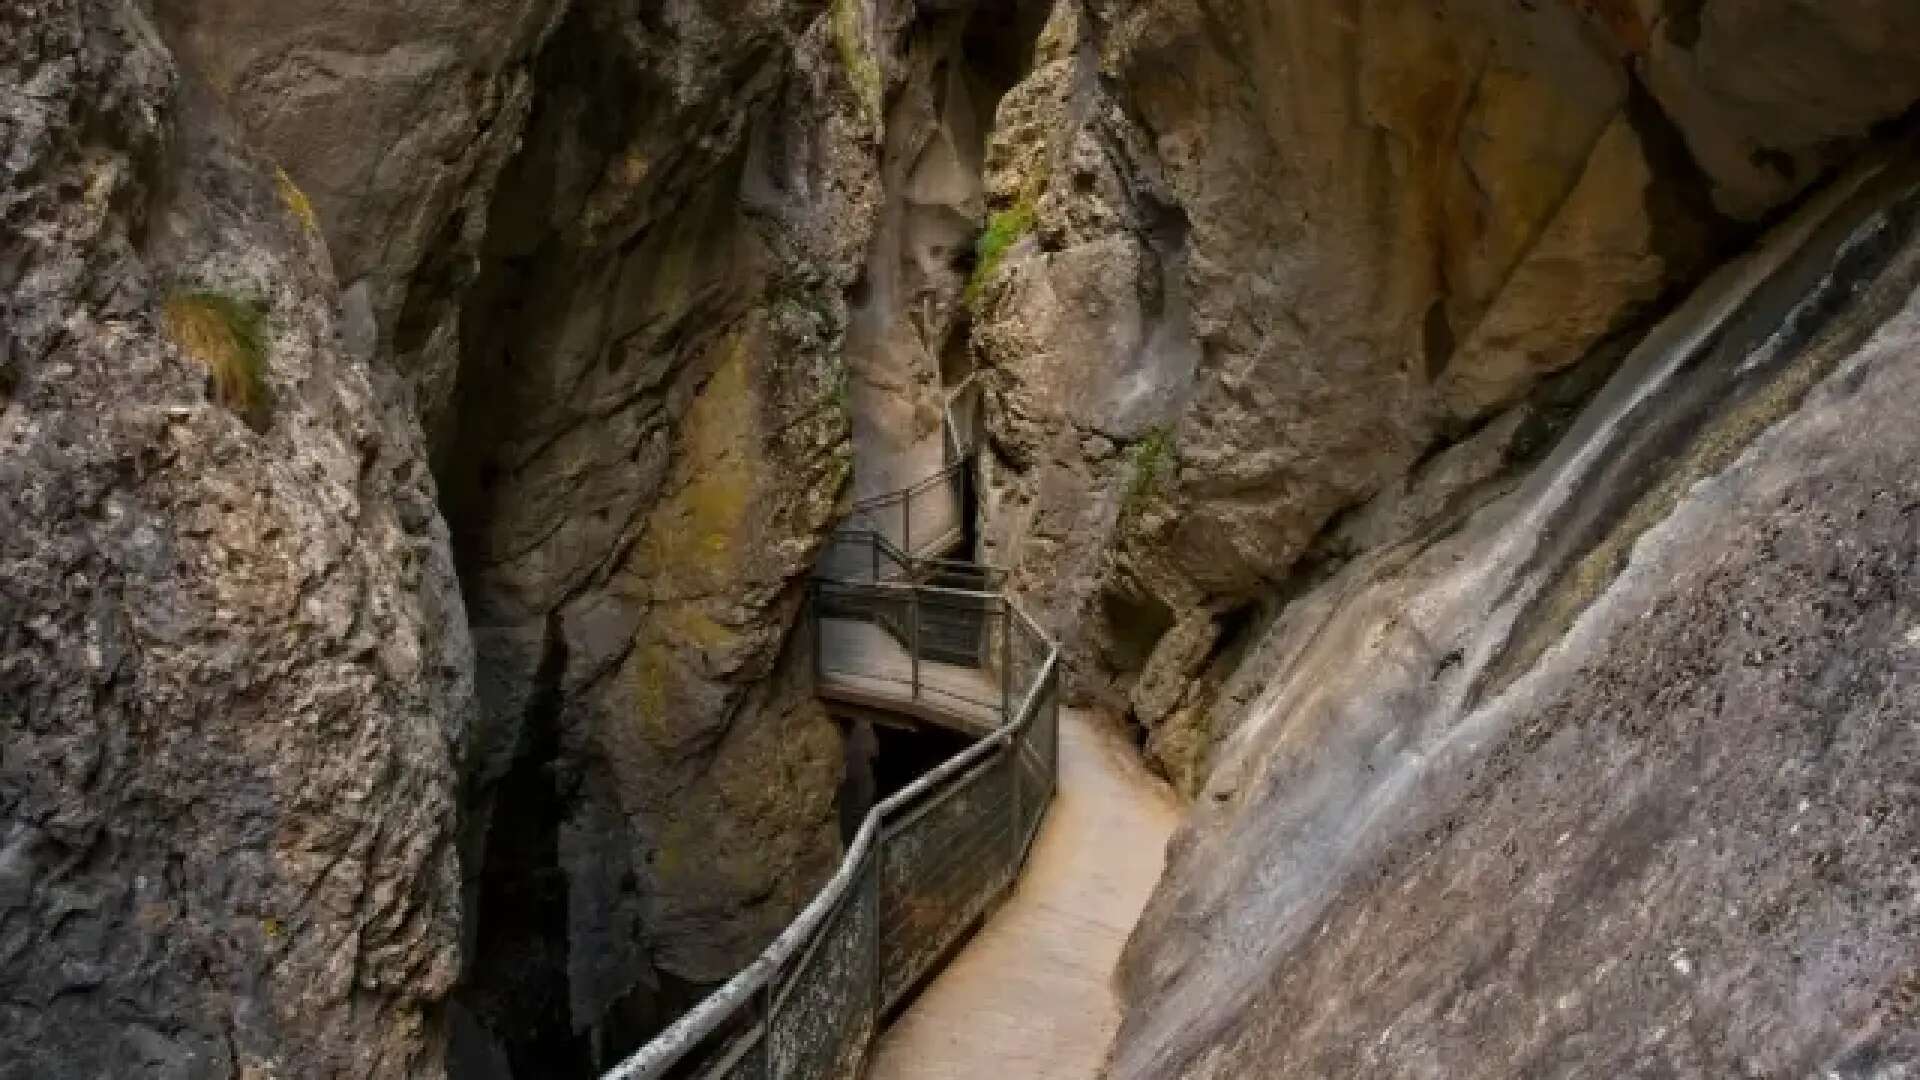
[149,0,568,445]
[439,0,1042,1069]
[1109,153,1920,1080]
[436,1,865,1068]
[2,2,472,1074]
[971,0,1920,792]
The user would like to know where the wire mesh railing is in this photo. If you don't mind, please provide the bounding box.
[604,599,1060,1080]
[603,373,1059,1079]
[843,376,984,561]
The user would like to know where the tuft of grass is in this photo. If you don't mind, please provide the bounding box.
[965,200,1037,310]
[163,290,273,420]
[1123,426,1173,517]
[275,168,318,237]
[832,0,883,125]
[831,359,854,415]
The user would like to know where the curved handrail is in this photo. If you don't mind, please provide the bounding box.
[601,374,1056,1080]
[604,645,1057,1080]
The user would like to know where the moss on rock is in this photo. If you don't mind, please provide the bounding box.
[965,200,1037,309]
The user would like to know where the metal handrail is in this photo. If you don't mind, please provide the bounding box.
[601,374,1058,1080]
[823,529,1007,591]
[603,652,1054,1079]
[603,589,1057,1080]
[847,457,969,514]
[843,376,984,556]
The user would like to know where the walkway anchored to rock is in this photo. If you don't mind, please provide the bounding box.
[604,378,1172,1080]
[866,707,1178,1080]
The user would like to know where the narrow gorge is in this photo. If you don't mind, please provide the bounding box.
[2,1,1916,1078]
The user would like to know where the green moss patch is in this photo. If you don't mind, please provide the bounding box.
[965,201,1037,310]
[832,0,883,124]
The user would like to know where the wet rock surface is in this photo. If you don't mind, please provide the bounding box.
[7,0,1920,1075]
[969,0,1920,789]
[1109,157,1920,1079]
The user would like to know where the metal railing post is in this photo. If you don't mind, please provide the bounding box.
[902,494,912,557]
[869,841,883,1035]
[760,977,776,1076]
[999,600,1012,721]
[1008,726,1023,887]
[871,532,880,582]
[909,587,921,703]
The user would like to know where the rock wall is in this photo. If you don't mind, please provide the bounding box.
[2,1,472,1075]
[972,0,1920,790]
[1109,148,1920,1080]
[3,0,1007,1074]
[842,0,1049,502]
[435,2,865,1068]
[959,0,1920,1071]
[147,0,567,448]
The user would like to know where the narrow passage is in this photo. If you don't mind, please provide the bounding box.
[866,708,1179,1080]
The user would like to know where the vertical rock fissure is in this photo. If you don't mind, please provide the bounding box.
[452,618,590,1079]
[435,3,1052,1073]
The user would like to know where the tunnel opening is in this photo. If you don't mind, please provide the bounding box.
[837,716,978,844]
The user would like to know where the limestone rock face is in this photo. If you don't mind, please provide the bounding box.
[148,0,568,445]
[1109,155,1920,1079]
[436,0,866,1066]
[971,0,1920,786]
[1633,0,1920,219]
[1,1,473,1075]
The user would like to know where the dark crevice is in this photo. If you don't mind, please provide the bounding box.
[1097,582,1177,679]
[452,616,593,1079]
[1664,0,1706,49]
[435,2,1059,1074]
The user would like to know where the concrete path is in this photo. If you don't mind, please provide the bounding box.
[865,707,1180,1080]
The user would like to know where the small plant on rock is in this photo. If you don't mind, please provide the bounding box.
[965,200,1037,310]
[163,289,273,423]
[1123,426,1174,518]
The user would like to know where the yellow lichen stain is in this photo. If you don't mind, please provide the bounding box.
[275,168,319,237]
[82,157,120,219]
[582,142,660,239]
[831,0,883,125]
[652,818,688,879]
[667,605,739,654]
[625,640,677,740]
[616,148,652,188]
[638,335,760,589]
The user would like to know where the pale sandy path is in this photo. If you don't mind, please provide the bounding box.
[865,707,1180,1080]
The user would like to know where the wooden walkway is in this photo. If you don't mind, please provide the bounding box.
[865,707,1179,1080]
